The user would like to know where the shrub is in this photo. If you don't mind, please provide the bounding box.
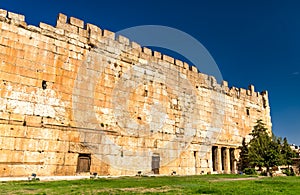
[243,168,257,175]
[283,167,295,176]
[259,170,267,176]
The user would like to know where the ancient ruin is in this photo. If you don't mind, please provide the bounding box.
[0,9,272,177]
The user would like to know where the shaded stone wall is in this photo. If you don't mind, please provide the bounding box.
[0,9,272,177]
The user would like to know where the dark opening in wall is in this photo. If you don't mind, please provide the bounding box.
[42,80,47,90]
[262,97,267,108]
[212,146,218,171]
[152,154,160,174]
[144,90,148,97]
[221,147,226,171]
[76,153,91,173]
[246,108,250,116]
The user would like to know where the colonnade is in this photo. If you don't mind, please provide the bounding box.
[212,146,237,173]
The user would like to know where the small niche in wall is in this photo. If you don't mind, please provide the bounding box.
[262,97,267,108]
[42,80,47,90]
[144,90,148,97]
[246,108,250,116]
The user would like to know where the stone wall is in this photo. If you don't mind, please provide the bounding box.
[0,8,272,177]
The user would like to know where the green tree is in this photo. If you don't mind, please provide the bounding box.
[281,137,297,166]
[248,120,281,175]
[249,119,269,139]
[239,120,297,176]
[238,138,250,172]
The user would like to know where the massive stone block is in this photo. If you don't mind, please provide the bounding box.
[0,9,272,177]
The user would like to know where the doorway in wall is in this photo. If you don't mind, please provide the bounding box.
[152,154,160,174]
[76,153,91,173]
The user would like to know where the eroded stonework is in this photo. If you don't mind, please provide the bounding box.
[0,9,272,176]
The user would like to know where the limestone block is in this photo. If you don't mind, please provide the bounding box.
[175,59,183,67]
[65,31,79,40]
[0,112,9,120]
[191,66,198,73]
[221,80,228,88]
[142,47,152,55]
[1,137,15,150]
[0,165,10,176]
[56,22,78,33]
[10,126,26,138]
[10,166,27,177]
[153,51,161,59]
[79,28,88,38]
[9,151,24,162]
[21,138,39,151]
[182,62,189,69]
[36,139,49,152]
[69,17,84,28]
[9,113,25,122]
[240,88,247,98]
[69,142,90,153]
[131,41,141,51]
[39,22,56,32]
[117,35,130,45]
[44,152,65,165]
[57,13,67,23]
[64,153,78,165]
[103,29,115,40]
[27,25,41,33]
[24,151,44,164]
[87,23,102,41]
[25,116,42,127]
[0,9,7,17]
[54,28,64,35]
[8,12,25,21]
[162,54,174,64]
[83,132,102,144]
[48,140,69,153]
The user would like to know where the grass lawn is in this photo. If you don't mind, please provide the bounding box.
[0,174,300,194]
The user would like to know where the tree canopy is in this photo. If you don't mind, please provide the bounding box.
[238,119,297,174]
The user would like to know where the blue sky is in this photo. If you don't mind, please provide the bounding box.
[1,0,300,144]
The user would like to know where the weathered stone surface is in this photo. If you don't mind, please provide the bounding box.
[142,47,152,55]
[117,35,130,45]
[7,12,25,21]
[0,9,7,18]
[162,54,174,64]
[0,9,272,177]
[102,29,115,39]
[69,17,84,29]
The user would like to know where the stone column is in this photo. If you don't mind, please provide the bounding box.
[233,160,237,174]
[217,147,222,173]
[232,149,237,174]
[225,148,230,174]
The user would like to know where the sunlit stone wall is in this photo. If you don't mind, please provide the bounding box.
[0,9,271,176]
